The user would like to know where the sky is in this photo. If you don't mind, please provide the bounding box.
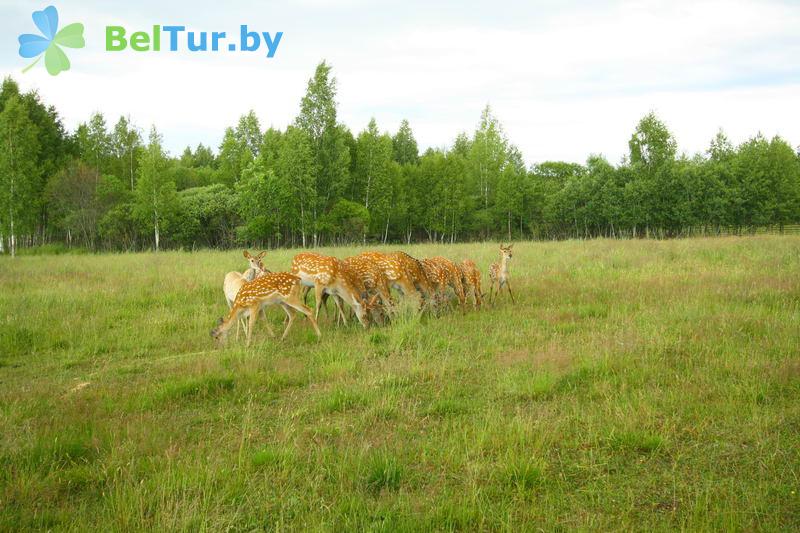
[1,0,799,165]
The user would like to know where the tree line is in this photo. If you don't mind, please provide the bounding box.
[1,61,799,256]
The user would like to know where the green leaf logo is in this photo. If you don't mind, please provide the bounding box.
[18,6,85,76]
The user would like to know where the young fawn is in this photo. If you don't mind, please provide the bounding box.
[489,244,515,303]
[459,259,483,308]
[290,252,371,328]
[211,272,321,346]
[222,250,269,340]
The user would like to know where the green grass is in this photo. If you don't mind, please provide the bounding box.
[1,236,799,530]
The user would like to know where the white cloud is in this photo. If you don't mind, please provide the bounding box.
[1,0,798,163]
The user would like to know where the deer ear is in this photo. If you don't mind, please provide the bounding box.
[508,244,513,249]
[243,250,251,259]
[257,251,266,259]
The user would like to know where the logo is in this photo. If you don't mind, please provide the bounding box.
[105,26,283,57]
[18,5,85,76]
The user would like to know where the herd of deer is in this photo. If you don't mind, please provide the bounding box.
[211,244,515,345]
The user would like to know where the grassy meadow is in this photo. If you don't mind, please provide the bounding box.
[1,236,799,531]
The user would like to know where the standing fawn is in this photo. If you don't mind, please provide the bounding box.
[489,244,515,303]
[223,250,269,340]
[290,252,371,328]
[430,256,467,310]
[211,272,321,346]
[459,259,483,308]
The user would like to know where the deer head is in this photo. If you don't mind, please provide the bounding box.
[210,317,225,341]
[500,244,513,261]
[364,294,385,326]
[243,250,268,276]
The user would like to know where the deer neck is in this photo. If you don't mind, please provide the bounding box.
[500,255,510,276]
[243,267,262,282]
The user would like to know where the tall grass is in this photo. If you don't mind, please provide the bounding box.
[1,236,798,530]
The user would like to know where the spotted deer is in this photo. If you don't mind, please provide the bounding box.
[343,255,393,310]
[420,258,448,312]
[390,251,435,308]
[290,252,371,328]
[459,259,483,308]
[223,250,270,339]
[211,272,321,346]
[357,251,432,310]
[430,256,467,310]
[489,244,514,303]
[322,258,386,325]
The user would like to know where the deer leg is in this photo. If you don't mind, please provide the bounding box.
[314,284,325,321]
[246,304,260,347]
[280,306,297,341]
[302,285,312,305]
[284,298,322,338]
[332,294,348,326]
[506,280,515,303]
[226,300,241,342]
[258,302,276,338]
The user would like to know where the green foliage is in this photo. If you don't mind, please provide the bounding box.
[392,119,419,165]
[319,199,370,243]
[0,95,40,256]
[133,127,177,250]
[174,184,237,248]
[2,65,800,254]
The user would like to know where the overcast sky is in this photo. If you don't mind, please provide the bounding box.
[2,0,799,164]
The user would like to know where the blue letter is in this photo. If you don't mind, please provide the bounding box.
[188,31,207,51]
[262,32,282,58]
[211,31,226,51]
[240,25,259,51]
[163,25,185,51]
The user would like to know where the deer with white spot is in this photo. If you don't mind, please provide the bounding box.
[459,259,483,309]
[420,258,448,312]
[211,272,321,346]
[429,256,467,311]
[357,251,433,310]
[290,252,372,328]
[489,244,515,303]
[222,250,270,340]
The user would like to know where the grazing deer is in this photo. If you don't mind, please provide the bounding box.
[430,256,467,310]
[211,272,321,346]
[390,251,435,308]
[290,252,371,328]
[343,255,394,311]
[459,259,483,308]
[420,258,449,312]
[223,250,270,339]
[357,251,432,310]
[322,259,386,325]
[489,244,515,303]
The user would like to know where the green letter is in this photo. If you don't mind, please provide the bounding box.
[130,31,150,51]
[106,26,127,51]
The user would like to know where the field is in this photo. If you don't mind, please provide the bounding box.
[1,236,799,531]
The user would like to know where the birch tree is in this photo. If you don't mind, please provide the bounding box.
[134,127,175,251]
[0,95,40,257]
